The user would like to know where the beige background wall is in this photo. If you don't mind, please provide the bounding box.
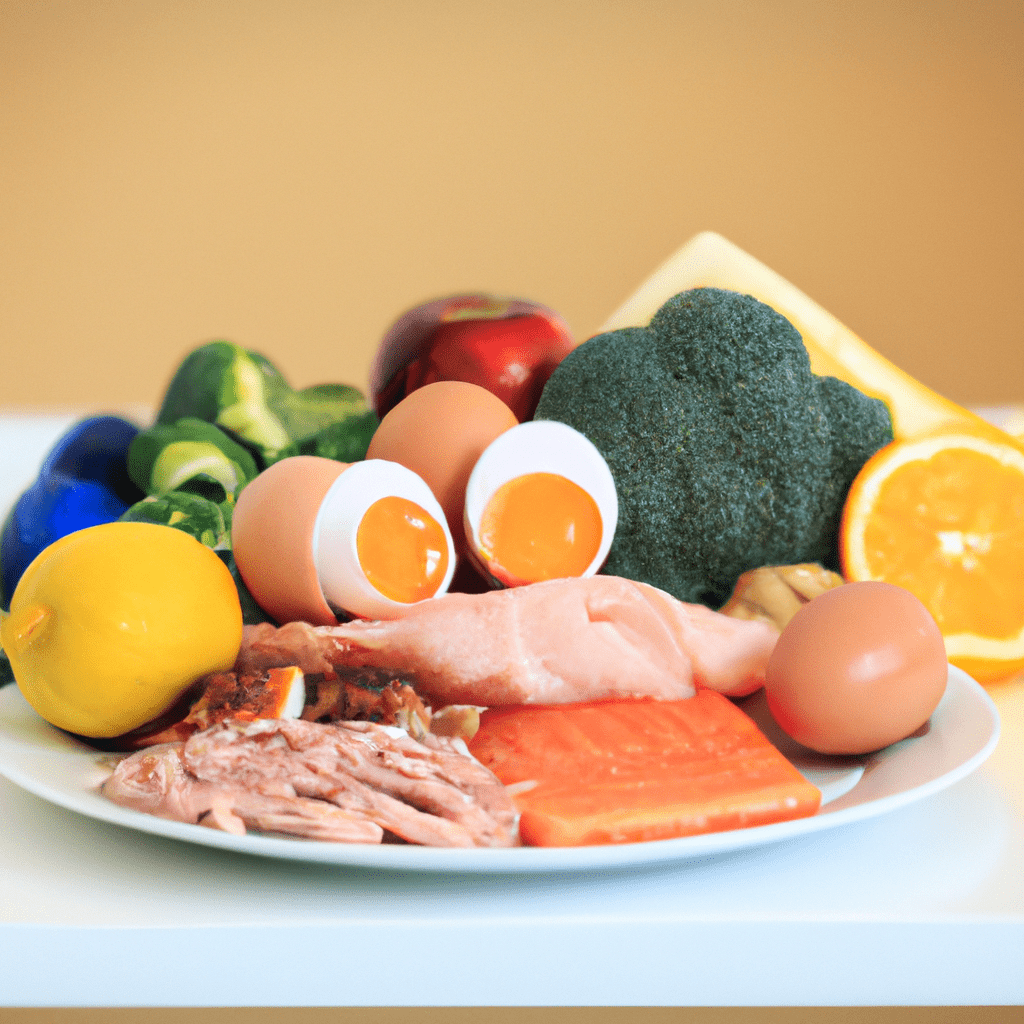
[1,0,1021,414]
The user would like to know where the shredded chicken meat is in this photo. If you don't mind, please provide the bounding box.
[102,716,519,848]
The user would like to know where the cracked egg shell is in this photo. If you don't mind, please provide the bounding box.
[232,455,348,627]
[232,455,455,625]
[463,420,618,589]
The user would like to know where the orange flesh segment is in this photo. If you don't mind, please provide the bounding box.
[468,692,821,847]
[859,447,1024,639]
[478,472,602,585]
[356,496,449,603]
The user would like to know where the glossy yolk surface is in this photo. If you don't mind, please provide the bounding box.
[478,472,602,585]
[356,496,449,603]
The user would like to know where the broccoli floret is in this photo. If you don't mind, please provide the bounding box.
[534,288,894,607]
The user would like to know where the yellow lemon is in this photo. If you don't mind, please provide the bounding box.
[0,521,243,737]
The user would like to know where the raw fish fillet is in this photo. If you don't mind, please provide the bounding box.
[237,576,779,707]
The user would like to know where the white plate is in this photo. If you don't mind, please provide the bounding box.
[0,667,999,874]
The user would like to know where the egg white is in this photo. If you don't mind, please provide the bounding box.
[463,420,618,586]
[312,459,456,620]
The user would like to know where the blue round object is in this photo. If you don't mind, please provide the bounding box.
[0,416,144,608]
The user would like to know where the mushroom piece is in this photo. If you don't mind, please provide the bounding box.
[718,563,845,631]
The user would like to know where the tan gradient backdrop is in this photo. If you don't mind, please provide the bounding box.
[1,0,1021,415]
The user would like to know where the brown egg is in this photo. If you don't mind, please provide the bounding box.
[231,455,348,627]
[765,581,948,755]
[365,380,518,554]
[232,455,457,624]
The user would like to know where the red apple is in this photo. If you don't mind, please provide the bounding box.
[370,295,577,422]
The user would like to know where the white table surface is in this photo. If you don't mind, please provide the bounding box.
[1,411,1023,1008]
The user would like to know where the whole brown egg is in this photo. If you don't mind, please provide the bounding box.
[765,580,948,755]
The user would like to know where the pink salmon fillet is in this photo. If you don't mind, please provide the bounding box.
[237,575,779,707]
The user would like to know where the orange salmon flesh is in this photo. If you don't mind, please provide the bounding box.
[468,691,821,847]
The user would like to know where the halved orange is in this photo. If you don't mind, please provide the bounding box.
[840,429,1024,683]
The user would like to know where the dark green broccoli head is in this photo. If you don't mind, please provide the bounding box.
[534,287,894,607]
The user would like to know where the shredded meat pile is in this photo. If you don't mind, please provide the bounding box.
[102,716,519,848]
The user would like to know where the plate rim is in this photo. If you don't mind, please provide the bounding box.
[0,666,1000,874]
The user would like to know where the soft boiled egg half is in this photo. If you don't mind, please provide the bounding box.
[232,455,455,624]
[314,460,455,618]
[463,420,618,588]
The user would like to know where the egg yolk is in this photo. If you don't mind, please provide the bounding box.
[478,472,602,586]
[356,496,449,603]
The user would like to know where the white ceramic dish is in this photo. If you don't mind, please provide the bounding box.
[0,666,999,874]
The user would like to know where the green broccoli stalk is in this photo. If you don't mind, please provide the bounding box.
[156,341,377,465]
[272,394,379,464]
[534,288,894,608]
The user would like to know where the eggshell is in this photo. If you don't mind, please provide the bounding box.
[765,580,949,755]
[231,455,347,627]
[365,381,518,553]
[463,420,618,588]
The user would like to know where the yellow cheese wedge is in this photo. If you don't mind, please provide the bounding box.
[599,231,1016,448]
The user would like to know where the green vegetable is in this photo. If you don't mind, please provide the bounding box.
[119,491,231,550]
[217,549,276,626]
[534,287,894,608]
[156,341,377,464]
[127,417,259,506]
[274,406,379,463]
[0,649,14,689]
